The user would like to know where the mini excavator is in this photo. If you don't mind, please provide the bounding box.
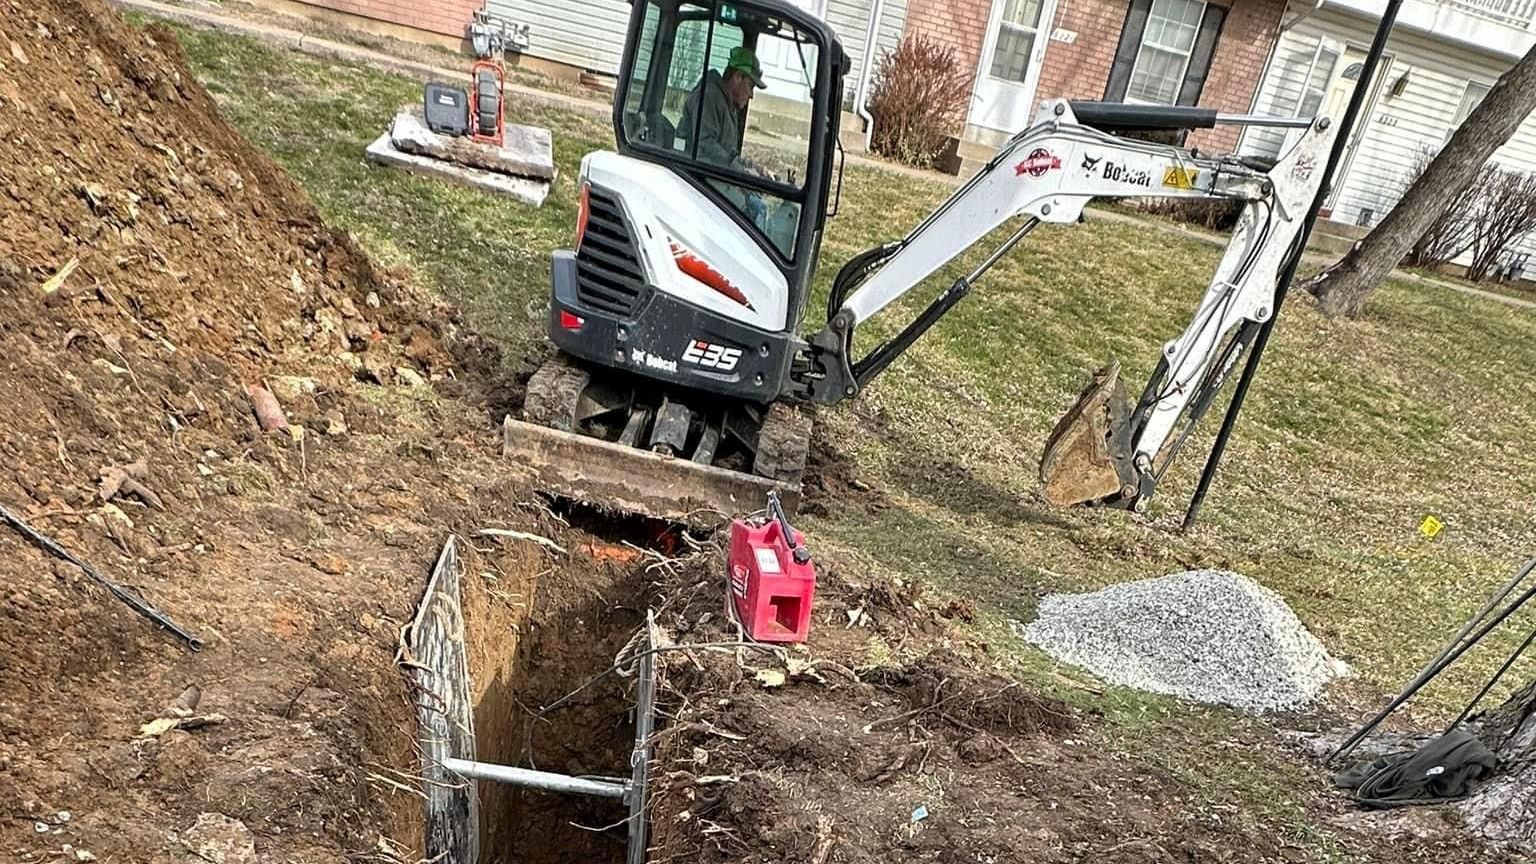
[500,0,1369,522]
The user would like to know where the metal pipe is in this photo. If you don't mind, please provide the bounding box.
[967,217,1040,282]
[1449,625,1536,732]
[1324,559,1534,762]
[1213,113,1316,128]
[626,645,658,864]
[854,0,886,151]
[1183,0,1405,531]
[852,218,1039,386]
[443,757,629,799]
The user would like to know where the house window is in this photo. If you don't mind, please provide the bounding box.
[1449,81,1491,140]
[1126,0,1207,104]
[1296,45,1342,118]
[1105,0,1228,108]
[988,0,1046,83]
[1239,38,1340,160]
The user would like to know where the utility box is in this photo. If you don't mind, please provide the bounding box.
[727,507,816,643]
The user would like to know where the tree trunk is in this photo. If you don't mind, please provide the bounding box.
[1309,42,1536,318]
[1460,677,1536,850]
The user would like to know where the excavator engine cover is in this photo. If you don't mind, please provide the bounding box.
[1039,361,1138,507]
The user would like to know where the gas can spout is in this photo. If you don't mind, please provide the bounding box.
[767,491,811,564]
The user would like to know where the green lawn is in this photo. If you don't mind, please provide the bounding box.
[1403,264,1536,305]
[170,23,1536,855]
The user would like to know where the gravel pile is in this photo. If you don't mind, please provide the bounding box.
[1021,570,1347,713]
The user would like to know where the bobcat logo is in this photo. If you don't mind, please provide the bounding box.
[1081,154,1103,172]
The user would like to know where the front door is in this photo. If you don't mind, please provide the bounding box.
[1321,45,1393,209]
[757,0,823,101]
[968,0,1058,133]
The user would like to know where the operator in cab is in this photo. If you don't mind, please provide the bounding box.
[679,45,766,174]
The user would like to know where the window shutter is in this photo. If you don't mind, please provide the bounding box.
[1177,3,1228,106]
[1105,0,1154,101]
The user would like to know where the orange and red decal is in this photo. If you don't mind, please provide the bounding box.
[669,239,755,310]
[1015,148,1061,178]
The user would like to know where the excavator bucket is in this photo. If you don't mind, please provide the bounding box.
[499,356,805,526]
[500,416,798,526]
[1039,361,1138,507]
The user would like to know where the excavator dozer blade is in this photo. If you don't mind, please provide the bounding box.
[501,416,800,525]
[1039,361,1138,507]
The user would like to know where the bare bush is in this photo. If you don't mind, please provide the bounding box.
[1466,167,1536,281]
[867,35,972,169]
[1139,198,1246,231]
[1403,147,1485,269]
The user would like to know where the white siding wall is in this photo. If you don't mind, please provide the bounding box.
[495,0,907,90]
[491,0,634,74]
[827,0,909,106]
[1244,1,1536,263]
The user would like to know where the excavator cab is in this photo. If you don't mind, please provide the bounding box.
[616,0,848,327]
[502,0,848,522]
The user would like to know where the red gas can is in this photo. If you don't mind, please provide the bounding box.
[727,494,816,643]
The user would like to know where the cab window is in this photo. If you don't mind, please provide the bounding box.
[621,0,820,257]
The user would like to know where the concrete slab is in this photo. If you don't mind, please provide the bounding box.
[365,132,551,206]
[389,112,555,180]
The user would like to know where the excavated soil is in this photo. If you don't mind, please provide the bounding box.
[645,563,1209,863]
[641,562,1526,864]
[0,3,1527,864]
[0,2,518,860]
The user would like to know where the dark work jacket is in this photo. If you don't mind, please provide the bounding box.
[679,70,742,169]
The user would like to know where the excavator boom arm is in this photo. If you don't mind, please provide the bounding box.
[787,99,1340,509]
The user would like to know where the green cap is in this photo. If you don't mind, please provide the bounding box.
[727,46,766,89]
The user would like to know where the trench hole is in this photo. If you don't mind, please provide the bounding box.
[553,499,686,546]
[551,499,692,557]
[467,544,653,864]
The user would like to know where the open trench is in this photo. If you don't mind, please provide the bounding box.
[436,510,676,864]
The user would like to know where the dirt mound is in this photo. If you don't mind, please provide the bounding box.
[0,3,499,861]
[1,0,485,517]
[799,426,886,519]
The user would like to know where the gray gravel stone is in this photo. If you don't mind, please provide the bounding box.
[1021,569,1348,713]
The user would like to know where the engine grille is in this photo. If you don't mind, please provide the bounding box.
[575,187,648,316]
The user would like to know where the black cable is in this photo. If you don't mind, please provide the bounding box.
[1149,196,1273,402]
[1145,198,1275,423]
[1331,560,1536,764]
[0,501,202,650]
[1150,327,1253,483]
[1449,625,1536,733]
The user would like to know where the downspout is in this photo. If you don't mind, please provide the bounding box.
[1281,0,1328,32]
[855,0,887,150]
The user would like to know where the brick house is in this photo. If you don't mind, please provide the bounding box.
[907,0,1285,158]
[259,0,484,44]
[260,0,1285,161]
